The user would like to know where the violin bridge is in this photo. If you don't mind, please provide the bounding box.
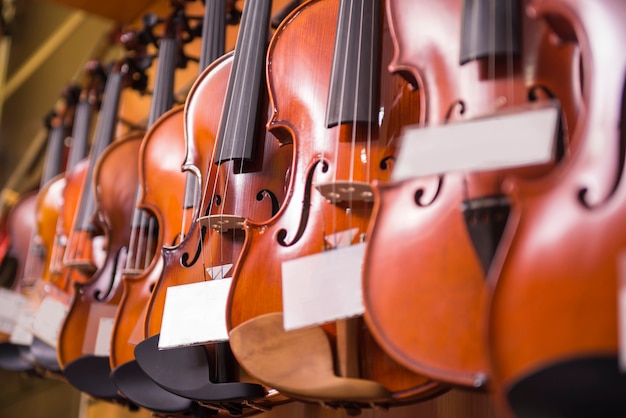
[315,181,374,204]
[198,214,246,232]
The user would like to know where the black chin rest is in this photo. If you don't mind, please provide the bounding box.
[30,338,61,372]
[63,355,125,401]
[134,334,266,402]
[110,360,194,413]
[0,342,35,372]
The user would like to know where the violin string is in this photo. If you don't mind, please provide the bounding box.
[365,0,375,187]
[330,0,352,249]
[489,0,496,107]
[503,0,516,189]
[461,0,481,203]
[222,0,263,272]
[202,0,263,280]
[348,0,371,245]
[144,217,157,269]
[506,0,515,107]
[215,0,252,277]
[199,2,226,277]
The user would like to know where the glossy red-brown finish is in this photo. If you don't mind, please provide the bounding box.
[109,106,189,368]
[361,0,581,389]
[487,0,626,400]
[35,174,68,288]
[57,132,143,368]
[227,0,441,402]
[144,53,228,337]
[145,52,292,338]
[59,158,101,280]
[51,159,94,291]
[4,193,38,291]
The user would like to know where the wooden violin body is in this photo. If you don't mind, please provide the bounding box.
[143,54,229,338]
[51,158,98,291]
[2,193,38,292]
[57,131,144,369]
[362,0,581,389]
[138,5,293,404]
[486,0,626,415]
[227,0,441,405]
[145,52,292,338]
[109,106,189,368]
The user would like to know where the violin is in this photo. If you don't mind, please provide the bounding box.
[0,86,81,372]
[0,89,80,294]
[226,0,444,411]
[58,6,197,403]
[361,0,581,391]
[3,83,99,375]
[105,4,234,415]
[485,0,626,416]
[133,0,293,413]
[55,51,149,399]
[109,0,230,373]
[35,76,104,295]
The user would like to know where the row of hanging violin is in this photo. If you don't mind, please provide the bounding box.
[1,0,625,417]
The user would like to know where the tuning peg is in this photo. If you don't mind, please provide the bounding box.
[226,0,242,25]
[84,60,107,85]
[115,56,148,95]
[43,109,57,130]
[137,12,162,49]
[61,84,82,107]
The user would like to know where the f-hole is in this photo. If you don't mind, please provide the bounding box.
[181,196,220,268]
[578,73,626,210]
[277,159,329,247]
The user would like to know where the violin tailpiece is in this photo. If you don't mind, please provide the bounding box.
[462,195,510,275]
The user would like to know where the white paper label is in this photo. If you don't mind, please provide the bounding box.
[158,277,234,350]
[0,318,13,334]
[0,289,27,333]
[281,242,366,331]
[9,307,37,345]
[93,317,114,357]
[32,296,68,348]
[392,102,560,181]
[10,324,34,346]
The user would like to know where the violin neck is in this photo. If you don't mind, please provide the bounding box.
[325,0,381,128]
[147,37,178,128]
[214,0,273,165]
[198,0,228,72]
[65,98,92,172]
[75,71,123,232]
[459,0,521,65]
[39,125,67,188]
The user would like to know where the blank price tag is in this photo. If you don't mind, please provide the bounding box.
[10,307,36,346]
[94,317,115,357]
[10,324,34,346]
[159,277,233,350]
[32,296,68,348]
[0,289,26,333]
[281,242,366,331]
[392,101,560,181]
